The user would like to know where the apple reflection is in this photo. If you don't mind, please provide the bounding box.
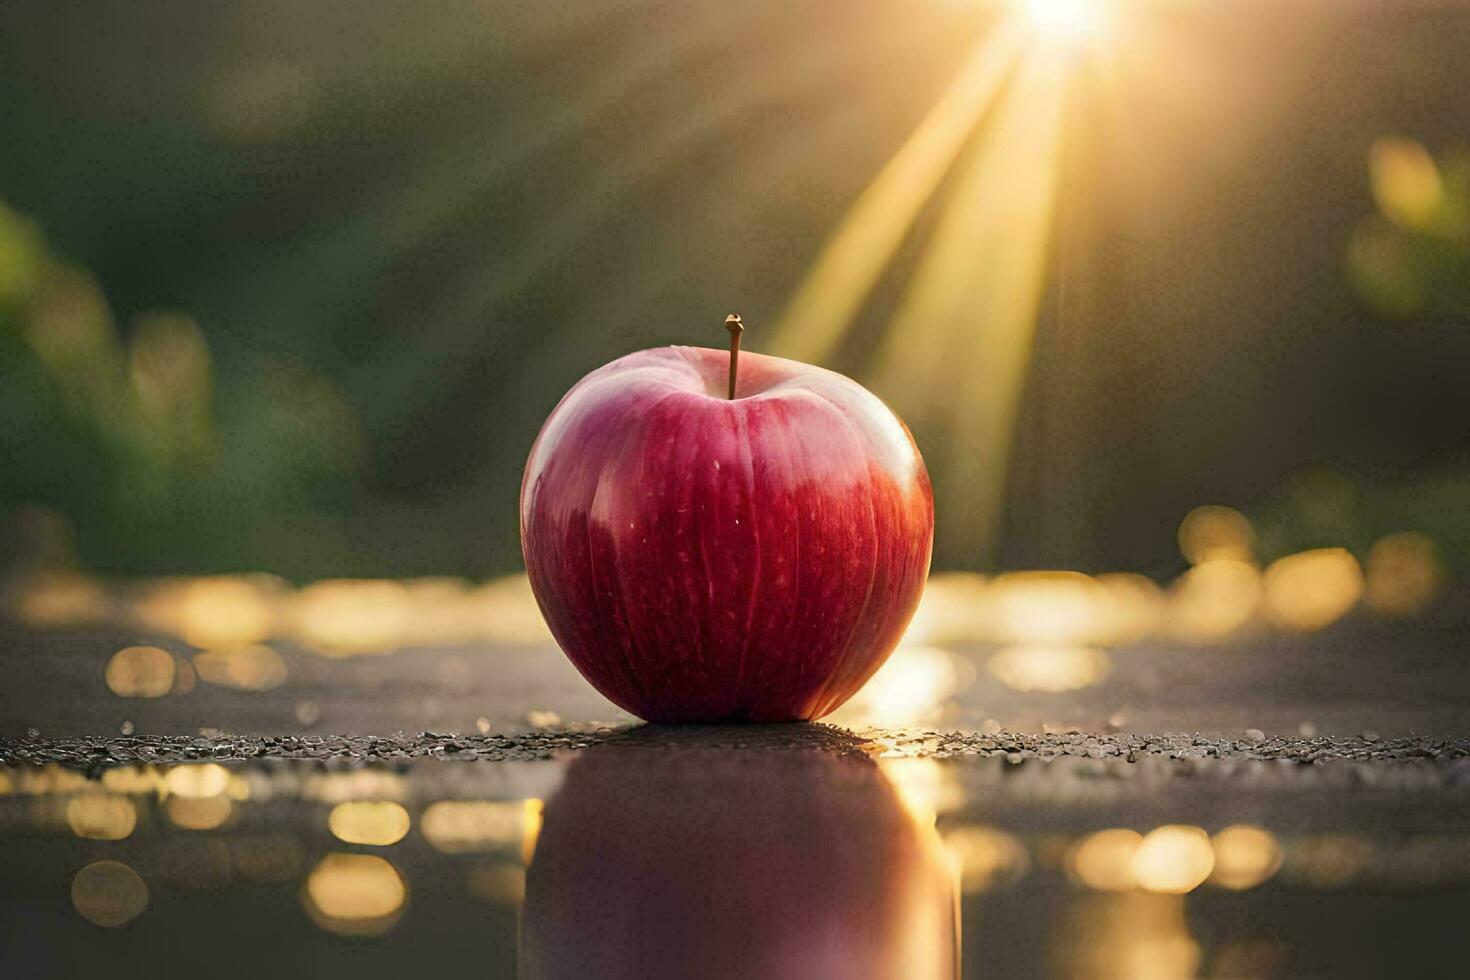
[522,731,958,980]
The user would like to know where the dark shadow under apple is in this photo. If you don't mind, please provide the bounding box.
[521,725,958,980]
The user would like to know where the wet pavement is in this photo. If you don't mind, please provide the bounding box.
[2,594,1469,978]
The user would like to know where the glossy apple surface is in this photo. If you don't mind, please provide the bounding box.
[520,345,933,722]
[522,731,957,979]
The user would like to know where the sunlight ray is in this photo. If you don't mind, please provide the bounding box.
[873,46,1070,562]
[767,20,1026,364]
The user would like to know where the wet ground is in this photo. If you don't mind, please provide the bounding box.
[2,596,1469,978]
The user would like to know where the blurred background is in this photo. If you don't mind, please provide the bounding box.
[2,4,1469,970]
[1,0,1464,585]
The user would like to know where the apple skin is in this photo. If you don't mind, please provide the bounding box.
[520,345,933,722]
[521,731,957,979]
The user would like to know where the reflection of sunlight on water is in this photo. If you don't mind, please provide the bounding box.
[1055,892,1200,980]
[521,798,544,865]
[1068,825,1221,895]
[1068,829,1143,892]
[1364,531,1444,618]
[303,770,406,804]
[66,794,137,840]
[1262,548,1363,632]
[878,758,962,828]
[989,644,1110,692]
[101,766,162,794]
[193,644,288,691]
[166,794,233,830]
[1131,825,1213,894]
[164,764,231,800]
[1279,834,1373,890]
[104,645,176,698]
[833,646,965,725]
[71,860,149,928]
[420,800,538,855]
[303,853,406,936]
[467,863,527,906]
[329,801,411,846]
[943,824,1029,893]
[11,764,90,795]
[1209,825,1282,891]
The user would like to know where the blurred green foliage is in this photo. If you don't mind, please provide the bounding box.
[1347,140,1470,320]
[0,200,363,575]
[1252,139,1470,578]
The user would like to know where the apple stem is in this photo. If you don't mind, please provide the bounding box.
[724,314,744,399]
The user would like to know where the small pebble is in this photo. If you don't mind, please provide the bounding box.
[1299,721,1318,737]
[1243,728,1266,742]
[120,721,134,736]
[476,717,491,734]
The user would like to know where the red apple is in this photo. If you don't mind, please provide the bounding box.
[520,339,933,722]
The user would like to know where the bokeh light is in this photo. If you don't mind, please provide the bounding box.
[1092,573,1166,646]
[1364,531,1445,618]
[1370,138,1444,231]
[1209,824,1283,891]
[166,794,233,830]
[1164,559,1262,643]
[104,646,176,698]
[302,853,407,936]
[66,795,137,841]
[420,800,529,854]
[173,576,278,648]
[1262,548,1364,632]
[291,579,411,655]
[989,644,1110,692]
[1069,829,1144,892]
[329,801,412,847]
[1131,825,1214,894]
[1177,505,1255,565]
[71,861,149,928]
[943,824,1030,893]
[989,571,1104,645]
[164,764,231,800]
[902,572,990,645]
[192,645,289,691]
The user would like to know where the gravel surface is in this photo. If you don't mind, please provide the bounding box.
[4,726,1469,774]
